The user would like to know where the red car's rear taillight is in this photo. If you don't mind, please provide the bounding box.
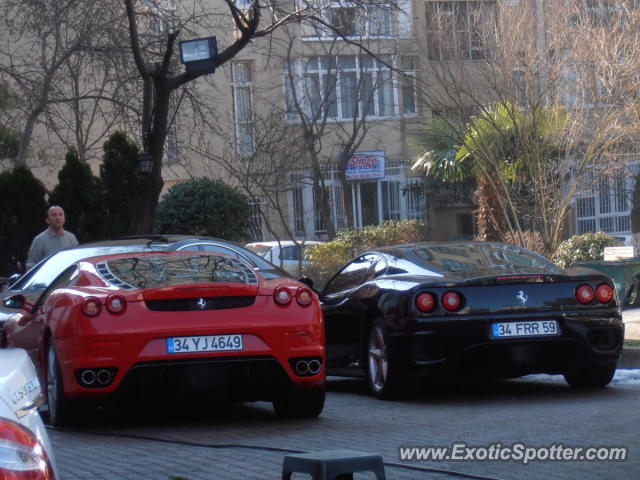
[295,288,313,307]
[596,284,614,304]
[105,294,127,314]
[415,292,436,312]
[273,286,292,305]
[442,291,463,312]
[81,297,101,316]
[0,418,56,480]
[576,284,594,305]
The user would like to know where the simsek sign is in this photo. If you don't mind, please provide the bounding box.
[345,151,386,180]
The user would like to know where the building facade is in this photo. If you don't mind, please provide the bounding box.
[4,0,638,245]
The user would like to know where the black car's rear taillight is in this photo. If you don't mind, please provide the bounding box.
[595,284,614,304]
[442,291,463,312]
[576,284,595,304]
[415,292,436,312]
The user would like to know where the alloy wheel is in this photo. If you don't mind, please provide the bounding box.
[368,325,388,391]
[47,346,58,417]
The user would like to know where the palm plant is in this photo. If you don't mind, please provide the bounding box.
[412,101,568,254]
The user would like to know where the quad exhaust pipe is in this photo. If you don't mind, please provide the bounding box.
[77,367,117,388]
[80,369,96,386]
[292,358,322,376]
[96,369,113,385]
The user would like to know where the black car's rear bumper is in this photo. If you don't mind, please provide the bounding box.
[390,309,623,378]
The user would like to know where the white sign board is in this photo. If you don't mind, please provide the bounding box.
[604,246,635,261]
[345,151,385,180]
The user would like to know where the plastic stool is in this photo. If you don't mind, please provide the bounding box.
[282,450,386,480]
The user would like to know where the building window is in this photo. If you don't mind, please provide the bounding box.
[284,55,416,121]
[292,184,305,237]
[425,1,495,61]
[381,180,401,220]
[406,181,427,221]
[512,68,527,105]
[163,124,178,164]
[290,163,425,237]
[575,168,634,235]
[313,186,329,235]
[568,0,615,27]
[231,62,254,155]
[457,213,474,236]
[399,56,416,115]
[248,199,263,241]
[305,1,397,39]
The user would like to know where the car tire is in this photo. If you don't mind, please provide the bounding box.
[272,385,325,418]
[46,340,77,427]
[563,362,617,388]
[366,319,404,399]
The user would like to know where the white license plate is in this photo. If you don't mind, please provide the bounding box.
[166,334,243,354]
[491,320,559,338]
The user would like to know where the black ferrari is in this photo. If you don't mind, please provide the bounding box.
[320,242,623,398]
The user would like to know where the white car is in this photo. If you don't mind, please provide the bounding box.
[0,348,58,479]
[245,241,323,277]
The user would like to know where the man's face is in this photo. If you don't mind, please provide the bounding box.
[46,208,65,229]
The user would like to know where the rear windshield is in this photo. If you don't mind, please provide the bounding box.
[11,245,156,291]
[96,254,258,289]
[404,243,558,273]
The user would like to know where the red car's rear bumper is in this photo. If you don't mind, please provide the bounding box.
[53,296,325,398]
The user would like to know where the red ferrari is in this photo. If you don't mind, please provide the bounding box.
[1,251,325,426]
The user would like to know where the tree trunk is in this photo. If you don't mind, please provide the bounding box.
[126,78,170,234]
[474,174,507,242]
[128,172,163,234]
[337,157,354,229]
[15,111,41,166]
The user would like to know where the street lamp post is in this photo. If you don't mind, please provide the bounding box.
[136,37,217,175]
[137,151,153,174]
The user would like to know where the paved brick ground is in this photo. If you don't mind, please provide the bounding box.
[49,375,640,480]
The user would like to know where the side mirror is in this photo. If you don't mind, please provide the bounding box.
[2,294,27,310]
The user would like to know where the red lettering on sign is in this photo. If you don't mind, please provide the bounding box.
[348,154,379,168]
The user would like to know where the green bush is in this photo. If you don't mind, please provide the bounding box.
[0,165,47,275]
[303,219,428,289]
[552,232,619,268]
[155,178,251,241]
[49,147,104,242]
[100,131,145,238]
